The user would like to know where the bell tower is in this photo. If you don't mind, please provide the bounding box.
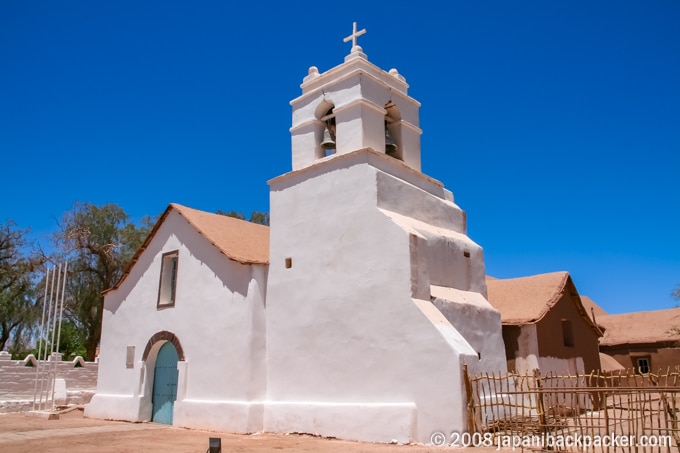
[290,22,423,171]
[266,23,507,445]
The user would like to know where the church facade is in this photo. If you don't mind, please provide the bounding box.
[85,25,507,444]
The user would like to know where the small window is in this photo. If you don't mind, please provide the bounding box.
[637,357,650,374]
[126,346,135,369]
[158,251,179,307]
[561,319,574,347]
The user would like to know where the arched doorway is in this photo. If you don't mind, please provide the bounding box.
[152,342,179,424]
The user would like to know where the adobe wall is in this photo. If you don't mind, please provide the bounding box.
[601,344,680,372]
[0,351,98,412]
[535,293,601,374]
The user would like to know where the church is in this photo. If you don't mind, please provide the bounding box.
[84,24,507,444]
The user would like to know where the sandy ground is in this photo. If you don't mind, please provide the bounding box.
[0,409,507,453]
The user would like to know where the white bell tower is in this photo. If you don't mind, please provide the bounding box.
[266,23,507,445]
[290,22,423,171]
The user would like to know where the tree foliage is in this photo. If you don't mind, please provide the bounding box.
[0,221,44,353]
[216,210,270,226]
[673,283,680,304]
[216,210,246,220]
[248,211,270,226]
[54,202,152,360]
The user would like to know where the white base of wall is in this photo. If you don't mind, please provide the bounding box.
[263,401,417,444]
[86,397,417,443]
[174,400,264,433]
[84,394,147,422]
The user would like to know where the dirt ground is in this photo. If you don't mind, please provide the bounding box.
[0,409,504,452]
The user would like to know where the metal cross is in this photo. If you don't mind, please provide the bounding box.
[343,21,366,52]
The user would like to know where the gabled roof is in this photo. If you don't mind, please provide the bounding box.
[485,272,601,335]
[171,203,269,265]
[486,272,570,324]
[580,295,608,319]
[599,308,680,347]
[104,203,269,294]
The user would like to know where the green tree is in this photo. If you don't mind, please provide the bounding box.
[0,220,44,352]
[54,203,152,360]
[215,210,246,220]
[248,211,270,226]
[216,210,270,226]
[673,283,680,303]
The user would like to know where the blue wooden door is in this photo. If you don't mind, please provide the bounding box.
[152,342,179,424]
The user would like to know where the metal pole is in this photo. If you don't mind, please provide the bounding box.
[51,263,68,411]
[55,261,67,354]
[49,263,63,411]
[39,265,56,410]
[32,266,50,411]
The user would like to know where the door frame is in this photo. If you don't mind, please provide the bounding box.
[140,331,185,423]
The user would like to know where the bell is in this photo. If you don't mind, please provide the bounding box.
[385,127,398,154]
[320,126,336,150]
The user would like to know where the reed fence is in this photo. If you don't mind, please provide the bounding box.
[463,366,680,452]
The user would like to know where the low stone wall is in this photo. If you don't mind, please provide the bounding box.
[0,351,98,413]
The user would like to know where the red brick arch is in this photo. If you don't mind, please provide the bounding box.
[142,330,185,361]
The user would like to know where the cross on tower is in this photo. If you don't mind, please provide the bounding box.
[343,21,366,53]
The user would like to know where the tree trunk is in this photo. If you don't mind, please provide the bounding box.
[85,336,97,362]
[0,322,10,350]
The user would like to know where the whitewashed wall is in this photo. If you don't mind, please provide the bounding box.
[265,150,505,444]
[85,210,267,432]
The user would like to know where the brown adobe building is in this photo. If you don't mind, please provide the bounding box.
[486,272,602,374]
[598,308,680,373]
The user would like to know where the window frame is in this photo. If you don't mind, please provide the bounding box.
[157,250,179,308]
[636,357,651,375]
[561,319,574,347]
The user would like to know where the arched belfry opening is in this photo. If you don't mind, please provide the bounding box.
[316,102,336,158]
[290,41,422,172]
[384,101,403,161]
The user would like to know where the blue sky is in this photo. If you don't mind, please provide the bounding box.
[1,1,678,314]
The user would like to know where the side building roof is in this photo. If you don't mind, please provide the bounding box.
[580,295,608,319]
[104,203,270,294]
[485,271,601,336]
[599,308,680,347]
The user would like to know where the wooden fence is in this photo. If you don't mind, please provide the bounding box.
[464,366,680,452]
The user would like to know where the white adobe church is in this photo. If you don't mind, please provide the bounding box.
[85,24,507,444]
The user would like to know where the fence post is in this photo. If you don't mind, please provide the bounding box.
[533,369,549,444]
[463,364,476,434]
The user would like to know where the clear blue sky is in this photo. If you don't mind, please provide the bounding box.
[1,1,678,314]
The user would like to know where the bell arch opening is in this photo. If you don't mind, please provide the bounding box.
[384,101,403,161]
[316,101,336,158]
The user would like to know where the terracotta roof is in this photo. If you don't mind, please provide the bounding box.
[580,295,608,325]
[485,272,571,324]
[599,308,680,346]
[104,203,269,294]
[171,203,269,265]
[580,296,608,318]
[485,272,602,336]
